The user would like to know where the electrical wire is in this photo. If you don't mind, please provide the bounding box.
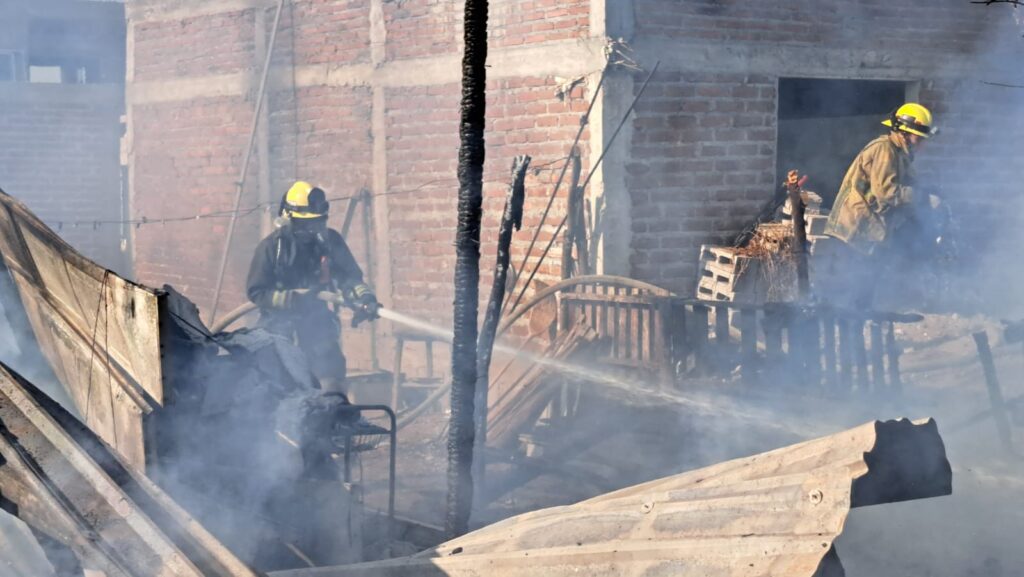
[48,156,569,231]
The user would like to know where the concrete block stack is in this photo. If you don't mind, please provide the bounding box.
[695,191,835,305]
[696,245,762,303]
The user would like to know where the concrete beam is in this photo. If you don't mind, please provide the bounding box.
[128,38,609,105]
[126,0,275,22]
[632,37,1016,81]
[127,72,251,105]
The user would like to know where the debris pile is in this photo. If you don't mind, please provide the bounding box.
[697,189,840,305]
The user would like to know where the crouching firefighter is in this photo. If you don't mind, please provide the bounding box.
[246,181,380,394]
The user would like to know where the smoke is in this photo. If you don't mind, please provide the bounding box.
[907,4,1024,318]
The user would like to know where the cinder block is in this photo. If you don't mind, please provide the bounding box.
[805,215,829,236]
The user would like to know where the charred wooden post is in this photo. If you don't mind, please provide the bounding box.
[562,148,585,279]
[714,304,730,358]
[784,170,811,299]
[740,308,758,383]
[822,313,837,388]
[853,321,870,392]
[972,331,1015,454]
[446,0,489,539]
[838,319,853,390]
[473,155,529,495]
[885,322,903,395]
[869,322,886,392]
[691,305,710,374]
[804,314,822,387]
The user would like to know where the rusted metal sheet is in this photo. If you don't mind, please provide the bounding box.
[0,362,256,577]
[0,188,162,470]
[272,418,951,577]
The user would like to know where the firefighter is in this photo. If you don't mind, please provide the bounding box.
[822,103,938,307]
[246,181,380,393]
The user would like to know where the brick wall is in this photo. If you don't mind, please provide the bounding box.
[384,77,591,327]
[131,94,258,309]
[625,0,1011,295]
[129,0,600,340]
[132,9,256,81]
[0,85,125,273]
[490,0,590,48]
[626,71,776,292]
[634,0,990,50]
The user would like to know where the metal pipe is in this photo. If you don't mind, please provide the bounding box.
[209,0,287,323]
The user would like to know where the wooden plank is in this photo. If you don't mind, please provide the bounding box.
[654,301,671,389]
[560,293,662,305]
[691,305,710,373]
[869,322,886,392]
[885,322,903,395]
[838,319,853,390]
[740,308,757,383]
[668,302,689,376]
[972,331,1014,454]
[805,317,822,388]
[822,314,837,389]
[762,309,783,366]
[0,364,256,577]
[611,287,621,360]
[636,305,647,363]
[624,300,634,360]
[852,321,870,393]
[714,304,730,354]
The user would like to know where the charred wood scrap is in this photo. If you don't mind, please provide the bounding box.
[269,418,952,577]
[971,331,1015,455]
[0,187,163,470]
[486,319,606,450]
[474,155,530,493]
[0,362,256,577]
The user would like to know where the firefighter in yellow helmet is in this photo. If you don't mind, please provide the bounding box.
[246,181,379,394]
[822,103,938,306]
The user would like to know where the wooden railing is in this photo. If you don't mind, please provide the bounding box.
[558,290,922,394]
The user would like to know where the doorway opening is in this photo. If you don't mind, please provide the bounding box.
[777,78,907,207]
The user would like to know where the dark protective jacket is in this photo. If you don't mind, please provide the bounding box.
[824,133,924,255]
[246,226,365,323]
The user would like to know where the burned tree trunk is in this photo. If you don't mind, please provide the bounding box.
[446,0,489,539]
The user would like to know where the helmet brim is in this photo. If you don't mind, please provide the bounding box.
[882,118,935,138]
[288,211,328,219]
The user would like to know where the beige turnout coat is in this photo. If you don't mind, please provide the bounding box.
[825,133,921,254]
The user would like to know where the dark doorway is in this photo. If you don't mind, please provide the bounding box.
[777,78,906,207]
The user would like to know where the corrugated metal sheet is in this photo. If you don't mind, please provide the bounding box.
[0,188,163,470]
[272,418,951,577]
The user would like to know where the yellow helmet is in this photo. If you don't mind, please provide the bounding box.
[882,103,937,138]
[281,181,329,219]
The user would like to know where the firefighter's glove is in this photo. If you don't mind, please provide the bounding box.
[350,286,380,328]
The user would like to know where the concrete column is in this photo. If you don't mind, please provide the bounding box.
[369,0,394,336]
[587,0,636,277]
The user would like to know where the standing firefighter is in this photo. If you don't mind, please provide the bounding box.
[246,181,380,394]
[822,103,939,307]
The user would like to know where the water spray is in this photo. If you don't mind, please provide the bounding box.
[374,306,809,436]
